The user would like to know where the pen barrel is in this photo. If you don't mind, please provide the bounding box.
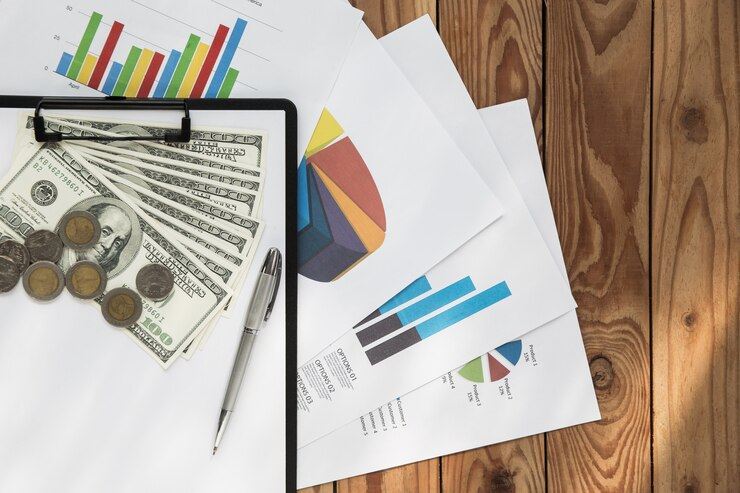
[245,272,276,328]
[222,329,258,411]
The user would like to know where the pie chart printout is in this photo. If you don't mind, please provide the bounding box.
[458,339,523,383]
[298,109,386,282]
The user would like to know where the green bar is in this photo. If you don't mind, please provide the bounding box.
[164,34,201,98]
[112,46,142,96]
[67,11,103,80]
[217,68,239,98]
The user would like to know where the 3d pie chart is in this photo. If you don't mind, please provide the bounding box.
[298,110,386,283]
[458,339,523,383]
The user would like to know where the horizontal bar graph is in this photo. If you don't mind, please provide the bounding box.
[363,280,512,365]
[354,276,433,327]
[356,277,475,347]
[55,11,247,98]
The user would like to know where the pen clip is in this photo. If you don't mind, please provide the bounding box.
[264,249,282,322]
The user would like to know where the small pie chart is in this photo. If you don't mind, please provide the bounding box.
[458,339,523,383]
[298,110,386,283]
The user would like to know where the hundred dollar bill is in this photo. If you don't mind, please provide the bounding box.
[25,115,265,173]
[73,140,263,191]
[76,146,260,217]
[87,156,262,239]
[40,114,266,166]
[0,143,232,368]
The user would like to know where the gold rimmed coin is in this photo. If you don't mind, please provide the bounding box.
[101,287,142,327]
[136,264,175,301]
[0,255,21,293]
[25,230,64,263]
[58,210,101,250]
[22,261,65,301]
[65,261,107,299]
[0,239,30,273]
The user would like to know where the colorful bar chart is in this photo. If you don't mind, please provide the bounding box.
[55,11,247,98]
[363,280,512,365]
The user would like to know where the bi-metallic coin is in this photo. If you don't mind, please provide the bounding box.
[136,264,175,301]
[25,229,64,263]
[0,255,21,293]
[22,261,65,301]
[65,260,107,299]
[58,210,101,250]
[101,287,143,327]
[0,239,30,273]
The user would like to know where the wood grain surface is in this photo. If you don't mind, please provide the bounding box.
[652,0,740,491]
[299,0,739,491]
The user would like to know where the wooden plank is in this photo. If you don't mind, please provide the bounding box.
[337,460,440,493]
[652,0,740,491]
[543,0,652,491]
[439,1,546,491]
[299,484,335,493]
[440,0,543,151]
[350,0,437,38]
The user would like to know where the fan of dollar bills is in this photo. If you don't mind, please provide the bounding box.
[0,114,267,369]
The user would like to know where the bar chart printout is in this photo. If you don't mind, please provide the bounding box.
[355,276,512,365]
[55,11,247,98]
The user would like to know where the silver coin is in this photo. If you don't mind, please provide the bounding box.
[65,260,107,300]
[136,264,175,301]
[25,230,64,263]
[0,239,30,273]
[101,287,143,327]
[58,210,101,250]
[0,255,21,293]
[22,261,65,301]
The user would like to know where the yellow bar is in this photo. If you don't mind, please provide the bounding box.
[124,49,154,97]
[77,54,98,85]
[177,42,209,97]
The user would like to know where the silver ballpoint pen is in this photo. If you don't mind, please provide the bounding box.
[213,247,282,455]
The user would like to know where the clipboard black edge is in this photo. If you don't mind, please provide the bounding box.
[0,95,299,493]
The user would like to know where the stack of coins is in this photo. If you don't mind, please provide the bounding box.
[0,217,179,330]
[0,239,29,293]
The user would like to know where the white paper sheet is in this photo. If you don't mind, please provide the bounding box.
[0,0,362,158]
[296,23,504,364]
[295,18,576,449]
[296,19,599,486]
[0,108,289,493]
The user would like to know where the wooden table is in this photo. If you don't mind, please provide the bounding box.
[300,0,739,491]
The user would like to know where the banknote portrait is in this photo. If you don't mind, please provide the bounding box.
[71,197,142,278]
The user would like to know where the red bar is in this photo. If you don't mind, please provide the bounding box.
[189,24,229,98]
[88,21,124,90]
[137,52,165,98]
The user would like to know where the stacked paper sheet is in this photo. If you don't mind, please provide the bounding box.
[295,16,600,487]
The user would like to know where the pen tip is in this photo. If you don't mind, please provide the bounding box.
[213,447,218,455]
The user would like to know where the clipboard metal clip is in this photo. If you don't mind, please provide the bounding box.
[33,97,191,143]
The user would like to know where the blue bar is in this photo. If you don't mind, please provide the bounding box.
[153,50,182,98]
[205,18,247,98]
[101,62,123,95]
[56,52,74,76]
[297,157,310,231]
[378,276,433,315]
[397,277,475,326]
[416,281,511,340]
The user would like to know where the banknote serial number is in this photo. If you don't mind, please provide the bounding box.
[33,159,84,196]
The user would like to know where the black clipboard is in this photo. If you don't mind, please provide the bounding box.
[0,96,297,492]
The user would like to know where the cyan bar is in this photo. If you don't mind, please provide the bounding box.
[56,52,74,75]
[153,50,181,98]
[101,62,123,95]
[416,281,511,340]
[205,18,247,98]
[378,276,433,315]
[396,277,475,326]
